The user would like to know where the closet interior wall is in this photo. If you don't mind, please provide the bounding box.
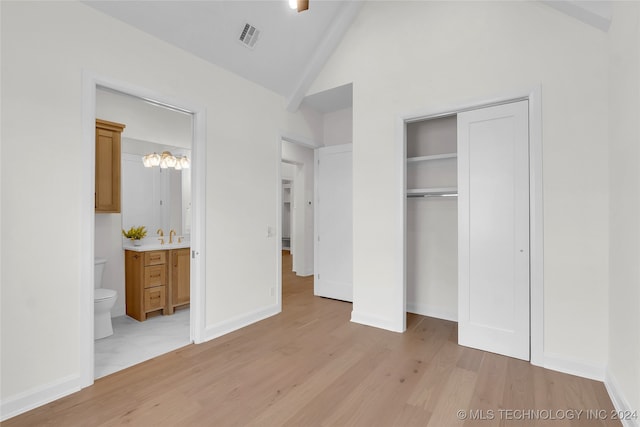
[406,115,458,321]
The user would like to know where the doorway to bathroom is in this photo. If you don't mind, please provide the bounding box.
[82,73,206,386]
[93,88,193,378]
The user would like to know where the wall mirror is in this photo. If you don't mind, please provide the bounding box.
[121,139,192,240]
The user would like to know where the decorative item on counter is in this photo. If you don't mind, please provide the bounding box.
[122,226,147,246]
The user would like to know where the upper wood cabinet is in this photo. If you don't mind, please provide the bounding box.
[95,119,126,213]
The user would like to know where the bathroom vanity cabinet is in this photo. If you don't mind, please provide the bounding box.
[124,248,190,321]
[125,250,168,321]
[95,119,125,213]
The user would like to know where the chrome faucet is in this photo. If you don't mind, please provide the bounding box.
[169,229,176,244]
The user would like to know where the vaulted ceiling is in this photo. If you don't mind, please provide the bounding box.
[84,1,612,113]
[85,0,360,112]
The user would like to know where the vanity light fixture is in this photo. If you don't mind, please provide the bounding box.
[142,151,190,170]
[142,152,161,167]
[174,156,190,170]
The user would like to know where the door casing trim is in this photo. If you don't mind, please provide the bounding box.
[80,70,207,388]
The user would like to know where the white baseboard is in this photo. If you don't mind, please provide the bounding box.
[543,352,605,381]
[202,304,280,342]
[351,310,404,333]
[406,302,457,322]
[1,374,81,422]
[605,368,640,427]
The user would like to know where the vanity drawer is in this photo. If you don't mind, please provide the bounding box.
[144,251,166,266]
[144,265,166,288]
[144,286,165,313]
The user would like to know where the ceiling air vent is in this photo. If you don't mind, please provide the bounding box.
[238,22,260,49]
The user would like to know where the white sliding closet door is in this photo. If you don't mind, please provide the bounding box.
[457,100,530,361]
[315,144,353,302]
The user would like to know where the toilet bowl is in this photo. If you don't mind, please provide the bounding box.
[94,258,117,339]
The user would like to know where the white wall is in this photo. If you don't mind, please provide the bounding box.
[282,103,324,147]
[282,141,314,276]
[607,1,640,416]
[97,89,192,149]
[309,1,610,373]
[323,107,352,146]
[0,1,320,417]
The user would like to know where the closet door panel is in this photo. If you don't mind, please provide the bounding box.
[458,100,530,361]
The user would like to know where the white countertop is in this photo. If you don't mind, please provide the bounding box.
[123,241,190,252]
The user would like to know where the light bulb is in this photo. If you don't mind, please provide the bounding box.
[150,153,161,166]
[180,156,191,169]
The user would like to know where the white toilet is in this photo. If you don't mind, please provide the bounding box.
[94,258,117,339]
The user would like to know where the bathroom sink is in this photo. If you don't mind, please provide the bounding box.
[122,240,190,252]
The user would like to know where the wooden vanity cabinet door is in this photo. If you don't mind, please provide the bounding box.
[171,248,191,308]
[95,119,125,213]
[124,250,145,321]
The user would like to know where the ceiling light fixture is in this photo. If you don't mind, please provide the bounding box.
[142,151,190,170]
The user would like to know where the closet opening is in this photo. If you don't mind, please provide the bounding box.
[405,115,459,322]
[401,90,543,365]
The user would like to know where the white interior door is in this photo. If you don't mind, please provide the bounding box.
[315,144,353,302]
[457,100,530,361]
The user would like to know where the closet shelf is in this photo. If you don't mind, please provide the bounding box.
[406,153,457,163]
[407,187,458,198]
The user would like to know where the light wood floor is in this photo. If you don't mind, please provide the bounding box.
[5,251,619,426]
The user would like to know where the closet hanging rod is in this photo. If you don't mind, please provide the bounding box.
[407,193,458,199]
[406,187,458,198]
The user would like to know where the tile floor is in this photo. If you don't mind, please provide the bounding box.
[94,308,191,379]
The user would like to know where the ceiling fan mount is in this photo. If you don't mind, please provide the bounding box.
[297,0,309,12]
[289,0,309,13]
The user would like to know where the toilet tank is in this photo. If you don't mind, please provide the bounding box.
[94,258,107,289]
